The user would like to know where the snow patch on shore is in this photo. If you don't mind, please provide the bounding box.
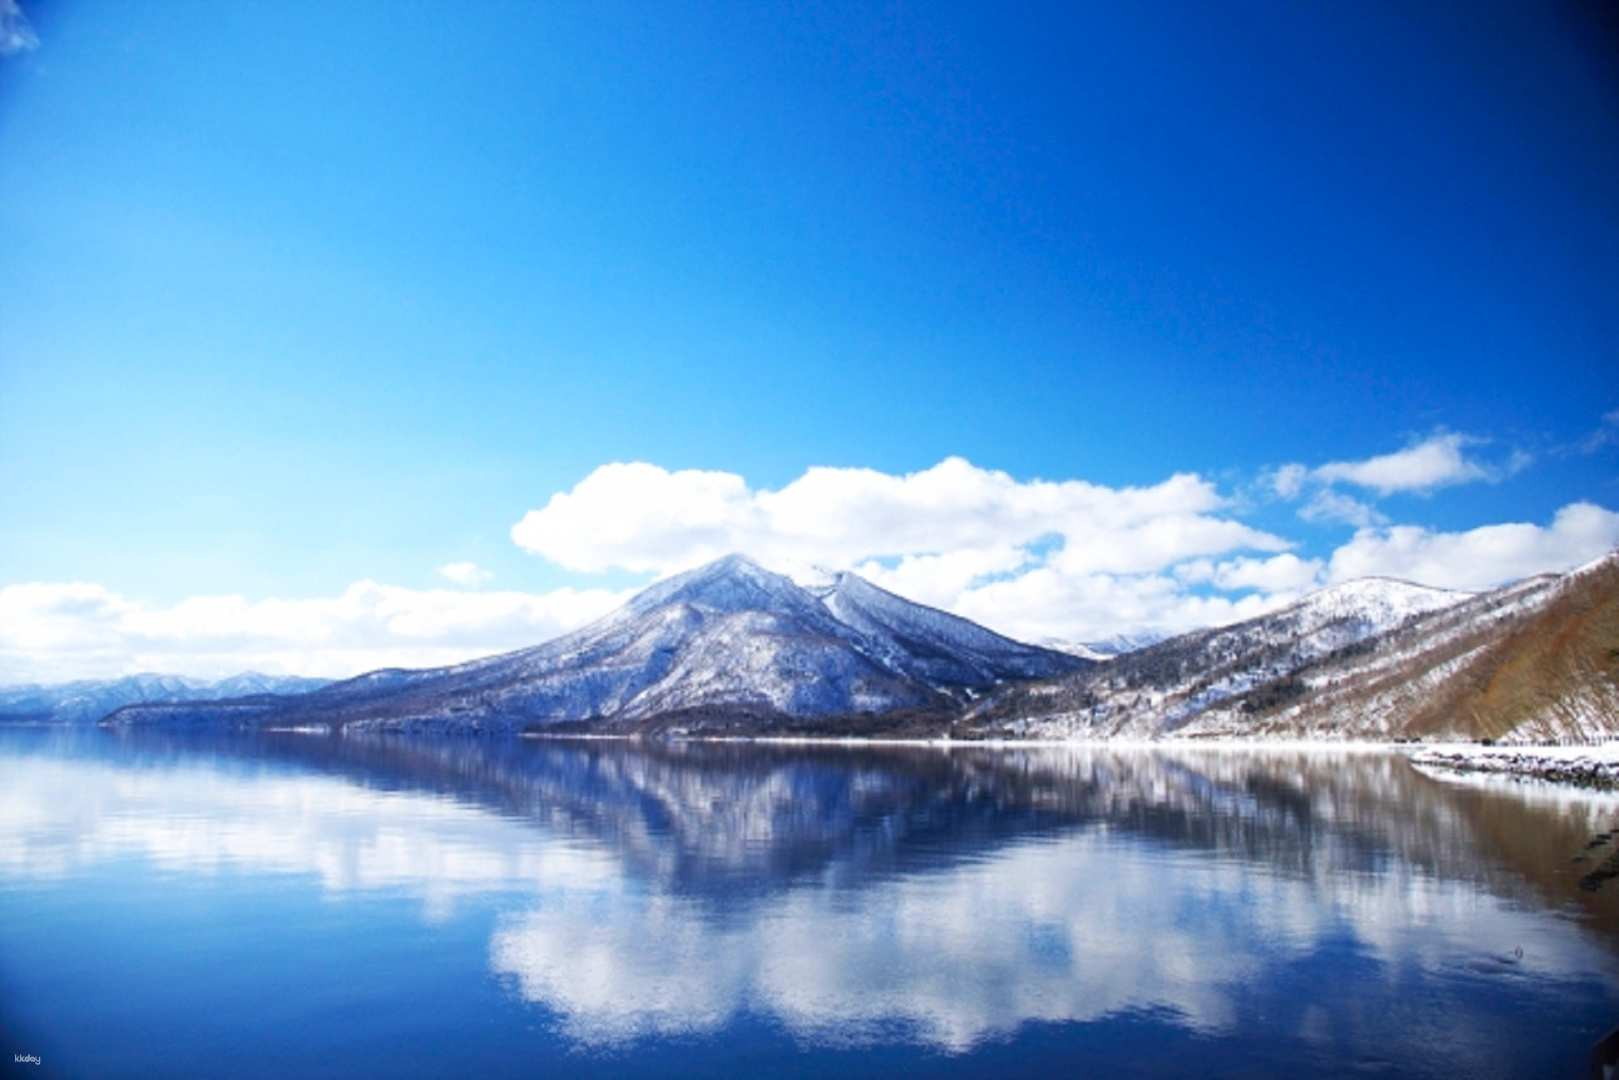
[1409,743,1619,789]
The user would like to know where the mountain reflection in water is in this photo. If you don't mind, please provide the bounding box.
[2,730,1617,1077]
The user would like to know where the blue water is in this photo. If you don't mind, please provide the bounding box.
[3,730,1617,1078]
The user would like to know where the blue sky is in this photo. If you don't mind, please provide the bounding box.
[1,1,1616,680]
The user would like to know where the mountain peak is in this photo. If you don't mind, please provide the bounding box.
[625,553,816,618]
[827,569,880,595]
[708,552,766,573]
[676,552,781,586]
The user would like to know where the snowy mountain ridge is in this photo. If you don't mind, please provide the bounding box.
[970,574,1478,738]
[92,550,1618,742]
[815,571,1080,687]
[1042,631,1172,662]
[107,555,1088,733]
[1279,577,1474,630]
[968,553,1617,743]
[0,672,332,724]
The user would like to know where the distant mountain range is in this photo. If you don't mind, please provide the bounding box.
[1041,631,1171,662]
[28,549,1619,743]
[0,672,330,724]
[102,555,1087,735]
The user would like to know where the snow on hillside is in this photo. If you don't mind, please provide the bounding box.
[0,672,331,724]
[968,576,1475,739]
[108,555,1083,734]
[818,571,1084,688]
[96,551,1619,743]
[1283,577,1475,631]
[1171,574,1563,741]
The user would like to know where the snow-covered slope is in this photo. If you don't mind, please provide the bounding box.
[970,577,1473,738]
[1183,552,1619,743]
[108,555,1086,734]
[98,553,1617,743]
[0,672,331,724]
[816,572,1082,688]
[1284,577,1474,631]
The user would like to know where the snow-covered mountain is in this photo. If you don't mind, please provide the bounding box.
[815,572,1081,688]
[1041,631,1171,662]
[107,555,1088,734]
[968,554,1619,743]
[95,551,1619,743]
[971,577,1475,738]
[1172,553,1619,743]
[0,672,331,724]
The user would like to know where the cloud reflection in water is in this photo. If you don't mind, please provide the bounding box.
[3,735,1617,1063]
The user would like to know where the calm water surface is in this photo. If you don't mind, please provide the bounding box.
[3,729,1618,1077]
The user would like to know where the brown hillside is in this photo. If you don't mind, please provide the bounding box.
[1404,557,1619,740]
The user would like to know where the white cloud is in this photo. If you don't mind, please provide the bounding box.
[943,567,1290,645]
[1325,501,1619,590]
[509,457,1296,645]
[1173,559,1216,585]
[1269,464,1308,500]
[1313,433,1490,496]
[1299,489,1386,528]
[512,457,1288,580]
[1273,432,1530,531]
[11,451,1614,682]
[849,546,1031,611]
[1204,553,1324,594]
[0,580,633,684]
[0,0,37,55]
[437,561,493,587]
[1580,409,1619,454]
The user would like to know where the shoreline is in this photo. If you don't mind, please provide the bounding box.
[518,731,1619,781]
[1409,744,1619,789]
[518,730,1436,754]
[21,721,1619,786]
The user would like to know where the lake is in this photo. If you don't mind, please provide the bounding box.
[2,729,1617,1077]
